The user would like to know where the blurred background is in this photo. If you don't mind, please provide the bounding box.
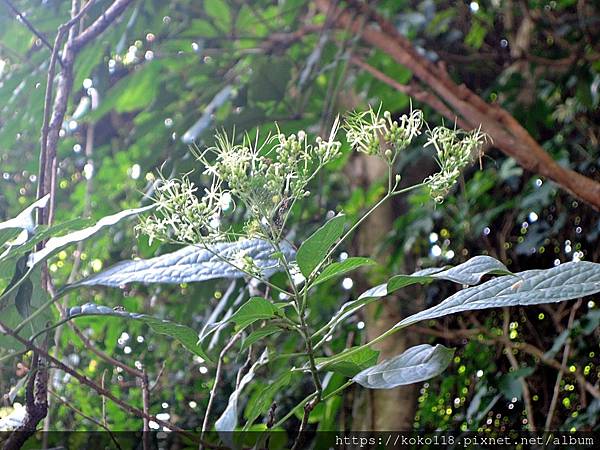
[1,0,599,435]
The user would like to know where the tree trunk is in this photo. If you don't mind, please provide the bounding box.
[346,154,432,430]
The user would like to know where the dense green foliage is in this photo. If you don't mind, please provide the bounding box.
[1,0,599,445]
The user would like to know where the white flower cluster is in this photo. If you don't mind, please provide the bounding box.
[424,126,487,203]
[138,120,342,245]
[344,106,423,160]
[138,176,224,245]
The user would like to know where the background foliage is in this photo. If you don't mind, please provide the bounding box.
[1,0,599,442]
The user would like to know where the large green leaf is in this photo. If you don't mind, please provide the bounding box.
[315,346,380,378]
[66,303,210,361]
[228,297,278,331]
[215,349,269,436]
[313,257,376,287]
[397,261,600,330]
[316,256,511,346]
[296,214,345,278]
[358,255,511,301]
[0,195,49,247]
[28,206,153,270]
[68,239,294,289]
[352,344,455,389]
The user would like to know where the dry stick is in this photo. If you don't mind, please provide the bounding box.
[200,330,244,448]
[48,388,122,450]
[544,300,581,430]
[503,308,536,431]
[141,370,151,450]
[101,369,108,428]
[315,0,600,210]
[290,398,317,450]
[0,320,197,440]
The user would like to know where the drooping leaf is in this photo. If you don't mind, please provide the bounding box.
[358,255,511,301]
[14,277,33,319]
[0,268,52,351]
[313,257,376,287]
[28,206,153,270]
[241,325,281,351]
[397,261,600,330]
[66,303,210,361]
[215,349,269,438]
[0,218,93,263]
[352,344,455,389]
[0,195,49,247]
[228,297,278,331]
[69,238,293,291]
[243,371,293,430]
[248,56,292,102]
[316,346,380,378]
[296,214,345,278]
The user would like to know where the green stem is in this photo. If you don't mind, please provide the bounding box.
[14,293,62,334]
[272,392,317,429]
[322,380,354,401]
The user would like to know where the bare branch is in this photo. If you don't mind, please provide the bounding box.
[2,0,57,59]
[72,0,134,51]
[316,0,600,210]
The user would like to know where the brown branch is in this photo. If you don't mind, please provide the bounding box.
[316,0,600,210]
[48,388,122,450]
[72,0,134,51]
[0,320,196,440]
[349,55,467,129]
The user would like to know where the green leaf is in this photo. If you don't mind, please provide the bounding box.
[499,367,535,400]
[359,255,512,301]
[397,261,600,330]
[243,372,293,430]
[241,325,281,351]
[69,238,293,289]
[14,277,33,319]
[205,0,231,29]
[248,56,292,102]
[216,349,269,437]
[313,257,376,287]
[0,268,52,351]
[28,205,153,270]
[296,214,346,278]
[316,346,380,378]
[87,62,161,120]
[353,344,455,389]
[0,195,49,247]
[66,303,210,362]
[229,297,278,331]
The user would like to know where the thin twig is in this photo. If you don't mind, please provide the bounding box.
[141,369,151,450]
[200,330,244,447]
[2,0,57,59]
[0,320,195,439]
[502,308,536,431]
[48,388,122,449]
[545,300,581,430]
